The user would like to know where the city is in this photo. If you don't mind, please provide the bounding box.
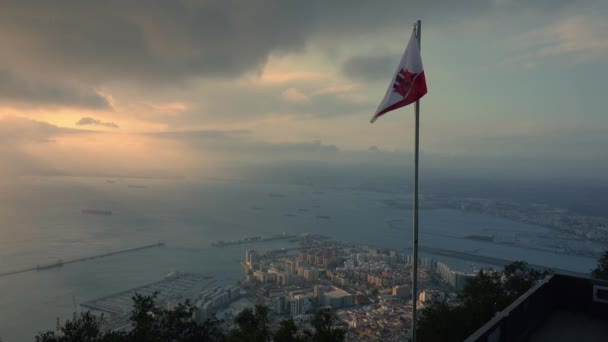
[72,235,486,341]
[2,1,608,341]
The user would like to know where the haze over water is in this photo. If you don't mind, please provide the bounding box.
[0,176,601,341]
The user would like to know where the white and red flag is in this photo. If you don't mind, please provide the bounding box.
[370,29,427,123]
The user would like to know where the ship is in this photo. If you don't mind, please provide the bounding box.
[82,209,112,216]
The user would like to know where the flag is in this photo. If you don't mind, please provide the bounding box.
[370,29,427,123]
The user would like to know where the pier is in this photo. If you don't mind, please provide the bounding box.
[0,242,165,278]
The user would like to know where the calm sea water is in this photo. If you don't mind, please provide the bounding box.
[0,176,602,341]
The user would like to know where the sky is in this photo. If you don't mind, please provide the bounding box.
[1,0,607,181]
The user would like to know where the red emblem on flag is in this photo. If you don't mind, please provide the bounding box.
[392,68,417,98]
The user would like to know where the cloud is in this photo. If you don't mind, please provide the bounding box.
[0,116,82,176]
[157,79,368,125]
[506,14,608,65]
[0,0,578,85]
[281,87,310,103]
[0,70,110,109]
[150,128,337,158]
[0,116,84,143]
[249,140,339,154]
[151,129,250,140]
[76,117,119,128]
[341,55,397,82]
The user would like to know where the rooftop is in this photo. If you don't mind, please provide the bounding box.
[325,289,351,298]
[465,274,608,342]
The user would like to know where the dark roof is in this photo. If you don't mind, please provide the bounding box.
[465,274,608,342]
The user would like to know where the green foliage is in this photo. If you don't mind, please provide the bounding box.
[34,296,346,342]
[309,308,346,342]
[591,250,608,280]
[34,292,224,342]
[226,305,271,342]
[129,291,162,342]
[272,317,304,342]
[34,312,103,342]
[416,303,470,342]
[417,261,548,342]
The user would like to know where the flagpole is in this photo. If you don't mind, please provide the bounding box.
[411,19,421,342]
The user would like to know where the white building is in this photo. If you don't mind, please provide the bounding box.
[290,294,311,316]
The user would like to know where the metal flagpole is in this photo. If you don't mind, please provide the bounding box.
[411,19,421,342]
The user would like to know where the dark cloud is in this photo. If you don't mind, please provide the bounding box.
[341,55,397,82]
[76,117,119,128]
[0,70,110,109]
[0,0,578,85]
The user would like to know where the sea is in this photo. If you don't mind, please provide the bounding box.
[0,176,603,341]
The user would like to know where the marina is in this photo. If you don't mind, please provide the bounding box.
[80,273,214,331]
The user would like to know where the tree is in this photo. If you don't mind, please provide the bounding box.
[130,292,163,342]
[417,261,548,342]
[273,317,306,342]
[309,308,346,342]
[416,303,469,342]
[35,312,103,342]
[501,261,546,299]
[227,304,271,342]
[35,293,224,342]
[33,296,347,342]
[592,250,608,280]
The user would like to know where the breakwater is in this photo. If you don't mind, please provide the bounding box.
[0,242,165,278]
